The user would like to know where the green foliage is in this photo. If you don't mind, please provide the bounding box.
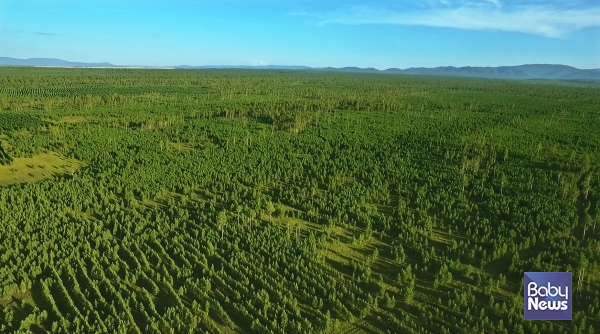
[0,143,12,165]
[0,68,599,333]
[0,112,43,131]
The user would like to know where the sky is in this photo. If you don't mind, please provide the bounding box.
[0,0,599,69]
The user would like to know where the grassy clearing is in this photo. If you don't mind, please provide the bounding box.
[44,115,88,124]
[58,116,87,123]
[166,138,217,153]
[0,152,84,187]
[0,290,35,309]
[167,141,198,153]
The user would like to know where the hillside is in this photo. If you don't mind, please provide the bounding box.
[2,57,599,80]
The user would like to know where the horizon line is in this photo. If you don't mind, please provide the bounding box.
[1,57,599,71]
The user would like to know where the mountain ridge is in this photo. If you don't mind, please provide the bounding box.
[1,57,599,80]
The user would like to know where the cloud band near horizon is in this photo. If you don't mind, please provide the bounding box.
[297,1,600,38]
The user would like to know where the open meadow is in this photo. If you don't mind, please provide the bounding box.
[0,67,599,333]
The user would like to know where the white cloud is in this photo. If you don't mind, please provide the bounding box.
[486,0,502,9]
[303,2,600,38]
[252,60,269,66]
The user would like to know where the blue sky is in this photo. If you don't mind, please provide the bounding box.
[1,0,599,69]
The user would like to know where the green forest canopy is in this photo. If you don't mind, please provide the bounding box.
[0,67,599,333]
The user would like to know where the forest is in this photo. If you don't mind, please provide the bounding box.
[0,67,599,333]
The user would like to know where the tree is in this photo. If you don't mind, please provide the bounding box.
[310,184,318,207]
[582,154,591,173]
[593,205,599,235]
[582,174,592,200]
[0,143,13,165]
[265,200,275,223]
[249,209,256,228]
[500,173,507,195]
[458,168,469,195]
[404,278,415,302]
[577,253,588,292]
[581,213,593,241]
[528,173,535,190]
[217,210,227,239]
[385,293,396,308]
[276,202,286,218]
[236,205,242,225]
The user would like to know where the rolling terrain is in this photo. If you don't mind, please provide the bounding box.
[0,68,599,333]
[2,57,599,80]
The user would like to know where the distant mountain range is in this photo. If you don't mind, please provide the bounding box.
[177,64,312,70]
[0,57,116,68]
[387,64,600,81]
[2,57,599,80]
